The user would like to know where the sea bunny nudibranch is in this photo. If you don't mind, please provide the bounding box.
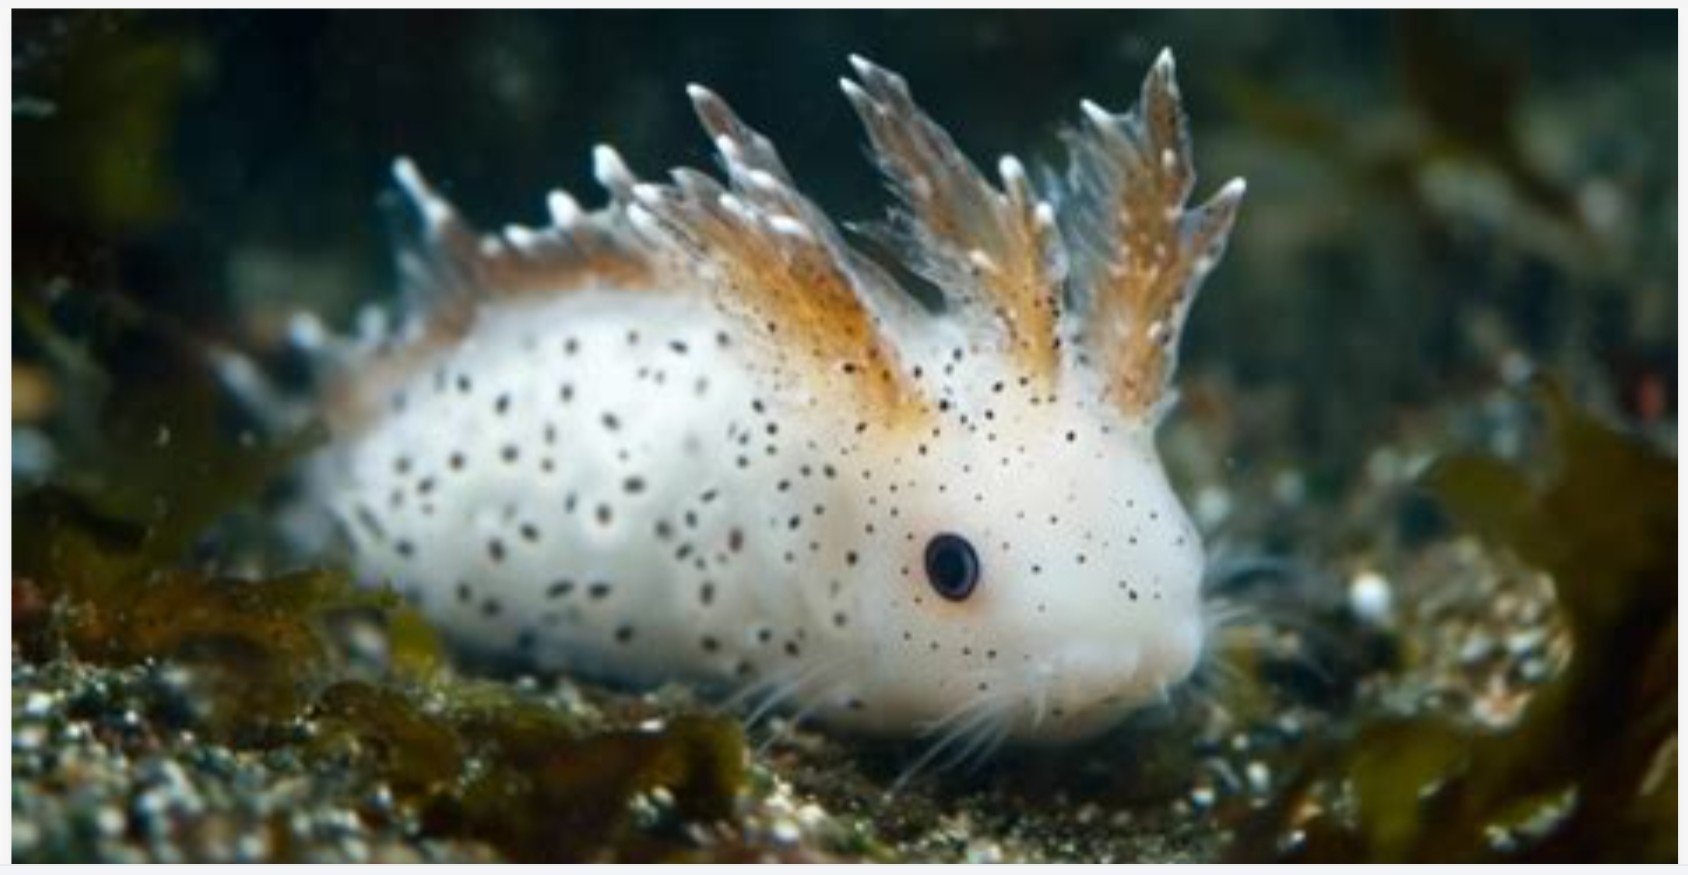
[300,52,1245,747]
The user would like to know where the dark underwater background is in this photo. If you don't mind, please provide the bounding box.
[12,10,1677,862]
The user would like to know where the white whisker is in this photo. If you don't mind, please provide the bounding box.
[756,674,844,755]
[888,678,1019,793]
[960,712,1014,775]
[725,657,848,754]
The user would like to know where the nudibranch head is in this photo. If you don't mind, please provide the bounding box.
[843,386,1208,743]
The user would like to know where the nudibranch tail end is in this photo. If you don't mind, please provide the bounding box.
[388,153,655,336]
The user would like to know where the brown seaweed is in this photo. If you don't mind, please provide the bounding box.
[1226,377,1676,862]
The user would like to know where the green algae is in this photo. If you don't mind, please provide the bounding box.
[15,12,206,234]
[309,678,748,861]
[426,710,746,861]
[1226,378,1676,862]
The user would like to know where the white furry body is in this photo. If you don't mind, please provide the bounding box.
[320,287,1205,740]
[304,52,1242,744]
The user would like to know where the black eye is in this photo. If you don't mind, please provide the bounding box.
[924,533,980,602]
